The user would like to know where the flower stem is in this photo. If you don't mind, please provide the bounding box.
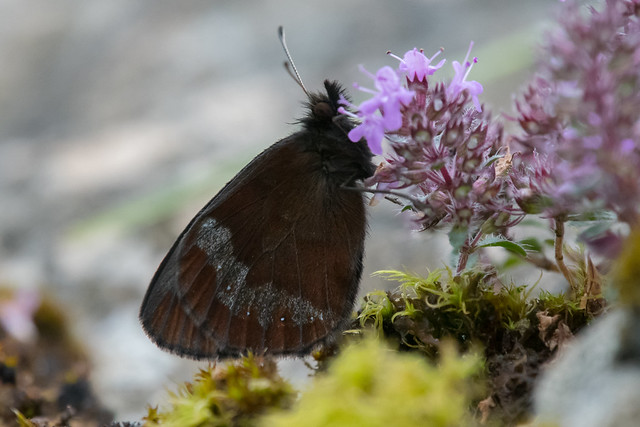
[554,218,577,294]
[456,230,483,275]
[524,254,560,272]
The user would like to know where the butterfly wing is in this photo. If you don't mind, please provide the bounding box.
[140,134,367,358]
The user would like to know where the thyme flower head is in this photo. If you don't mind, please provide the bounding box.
[343,42,520,236]
[513,0,640,225]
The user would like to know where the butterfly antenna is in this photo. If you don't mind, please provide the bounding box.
[278,26,309,97]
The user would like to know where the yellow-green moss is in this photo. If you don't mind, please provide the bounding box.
[262,336,483,427]
[357,289,394,333]
[144,355,295,427]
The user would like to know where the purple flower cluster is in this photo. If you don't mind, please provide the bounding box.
[512,0,640,225]
[343,43,519,238]
[339,0,640,275]
[339,66,415,155]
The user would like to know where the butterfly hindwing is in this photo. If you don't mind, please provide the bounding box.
[140,132,367,358]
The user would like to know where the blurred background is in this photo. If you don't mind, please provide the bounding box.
[0,0,562,421]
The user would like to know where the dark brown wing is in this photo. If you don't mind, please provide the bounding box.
[139,135,367,359]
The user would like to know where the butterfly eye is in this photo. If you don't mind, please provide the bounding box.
[313,101,334,120]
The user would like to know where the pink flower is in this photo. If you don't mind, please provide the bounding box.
[447,42,483,112]
[347,112,386,155]
[341,65,415,154]
[0,289,40,342]
[390,48,446,82]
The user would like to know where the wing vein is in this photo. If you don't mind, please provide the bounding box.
[292,228,303,347]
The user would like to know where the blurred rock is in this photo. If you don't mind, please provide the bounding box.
[534,308,640,427]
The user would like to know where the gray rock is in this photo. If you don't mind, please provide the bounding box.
[535,308,640,427]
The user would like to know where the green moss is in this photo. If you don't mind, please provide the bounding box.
[362,268,594,350]
[357,289,394,333]
[537,290,582,315]
[262,336,483,427]
[358,267,599,423]
[144,355,295,427]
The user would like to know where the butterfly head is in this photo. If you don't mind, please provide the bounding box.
[299,80,375,183]
[301,80,355,131]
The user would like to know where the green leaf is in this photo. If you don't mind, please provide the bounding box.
[482,153,503,168]
[477,235,528,257]
[502,255,525,269]
[518,237,543,252]
[566,210,617,222]
[519,218,549,228]
[578,222,614,241]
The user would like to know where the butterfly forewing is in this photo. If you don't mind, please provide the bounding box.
[140,128,368,358]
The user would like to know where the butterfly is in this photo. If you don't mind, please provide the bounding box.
[139,28,375,359]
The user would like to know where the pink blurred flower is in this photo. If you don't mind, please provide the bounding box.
[512,0,640,225]
[0,289,40,342]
